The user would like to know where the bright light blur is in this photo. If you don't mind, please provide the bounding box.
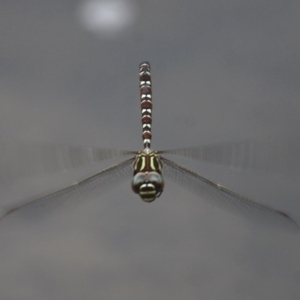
[78,0,137,37]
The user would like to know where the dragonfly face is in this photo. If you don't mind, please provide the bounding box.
[131,150,164,202]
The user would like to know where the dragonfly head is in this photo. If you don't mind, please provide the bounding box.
[132,171,164,202]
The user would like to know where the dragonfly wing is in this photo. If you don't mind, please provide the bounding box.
[0,158,135,225]
[0,140,135,180]
[161,135,300,174]
[162,157,299,233]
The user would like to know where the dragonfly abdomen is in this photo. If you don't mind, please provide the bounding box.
[139,62,152,149]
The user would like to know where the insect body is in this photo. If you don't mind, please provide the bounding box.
[1,62,298,233]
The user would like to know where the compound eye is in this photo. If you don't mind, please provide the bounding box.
[147,172,163,184]
[131,173,146,194]
[147,172,164,191]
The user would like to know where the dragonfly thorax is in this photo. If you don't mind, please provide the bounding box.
[131,151,164,202]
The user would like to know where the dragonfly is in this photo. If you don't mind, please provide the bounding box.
[0,62,298,232]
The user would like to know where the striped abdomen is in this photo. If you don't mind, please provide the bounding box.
[139,62,152,148]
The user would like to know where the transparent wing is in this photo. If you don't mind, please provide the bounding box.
[162,157,299,233]
[0,158,135,225]
[0,139,135,180]
[161,135,300,174]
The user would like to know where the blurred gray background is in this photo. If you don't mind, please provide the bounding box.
[0,0,300,299]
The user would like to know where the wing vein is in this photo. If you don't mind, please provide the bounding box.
[1,158,135,224]
[162,157,299,233]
